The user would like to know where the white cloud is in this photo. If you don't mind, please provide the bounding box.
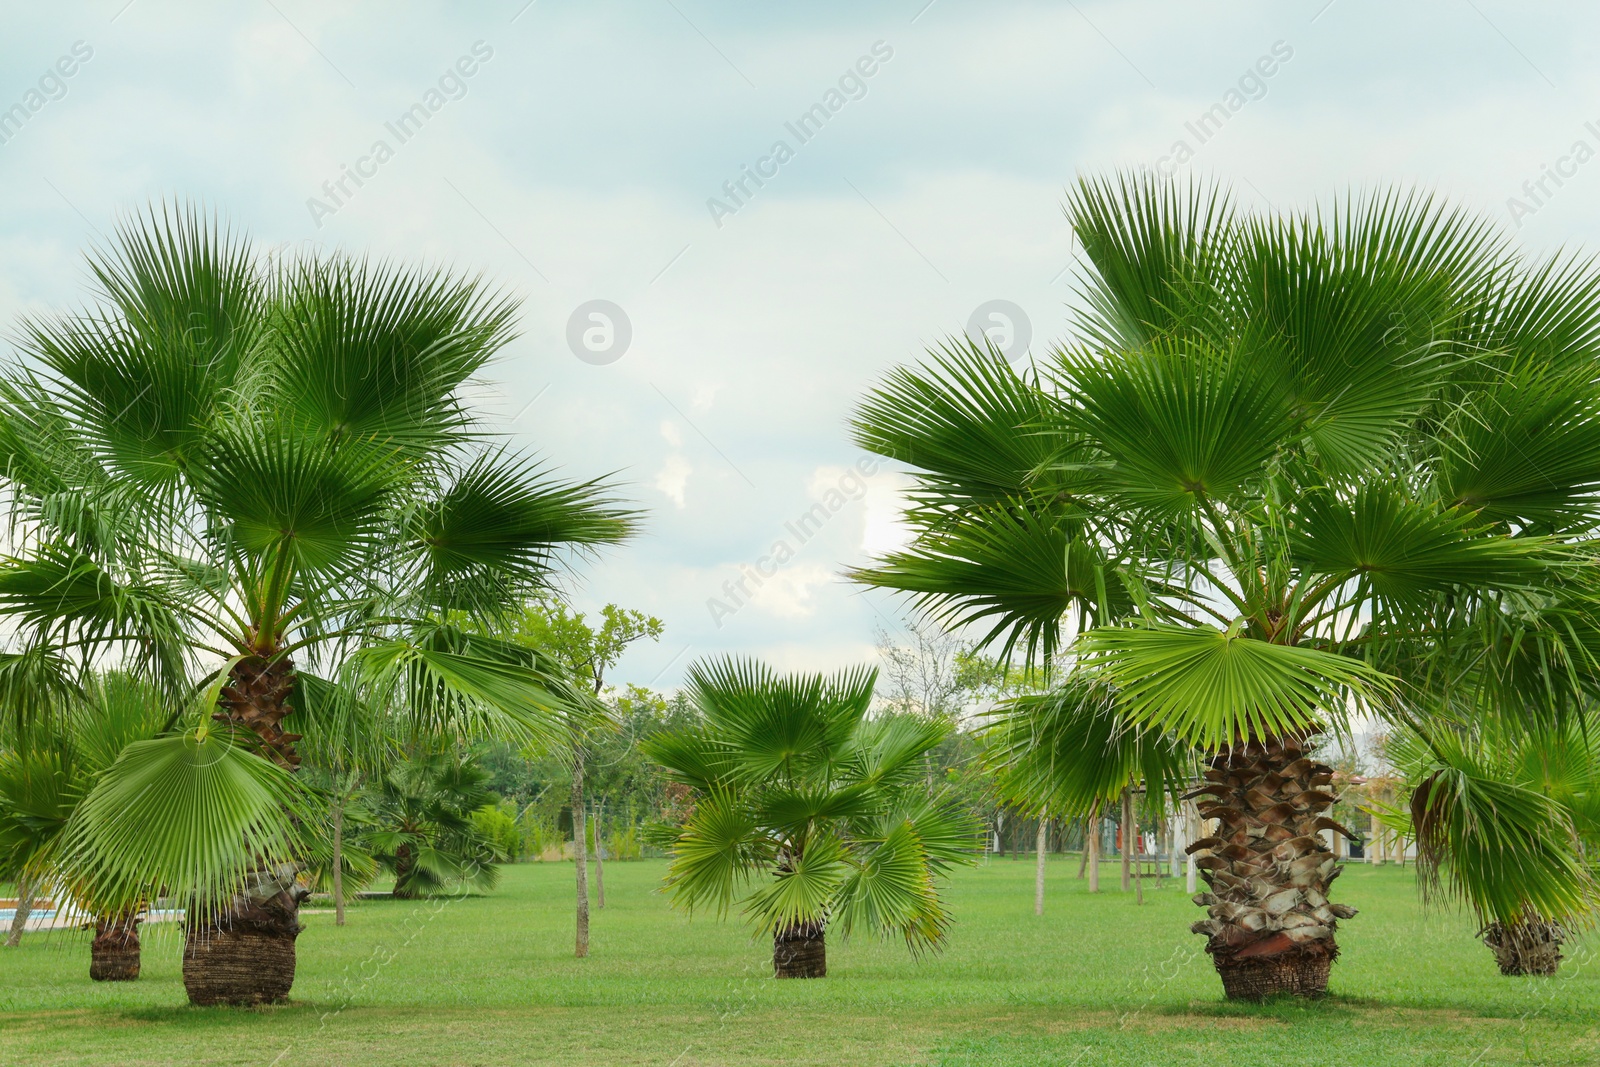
[654,453,691,509]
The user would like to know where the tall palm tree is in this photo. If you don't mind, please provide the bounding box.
[643,658,979,978]
[850,174,1600,998]
[0,206,636,1005]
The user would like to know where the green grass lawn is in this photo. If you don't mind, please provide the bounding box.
[3,857,1596,1066]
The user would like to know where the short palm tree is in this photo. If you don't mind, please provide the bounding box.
[0,672,167,980]
[643,658,979,977]
[1378,720,1599,975]
[367,752,504,899]
[851,174,1600,998]
[0,207,635,1004]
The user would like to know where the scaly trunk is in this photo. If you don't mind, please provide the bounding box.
[773,920,826,978]
[5,875,34,947]
[183,864,307,1006]
[1187,735,1356,1001]
[90,913,141,981]
[1481,919,1565,976]
[216,654,301,768]
[572,750,589,958]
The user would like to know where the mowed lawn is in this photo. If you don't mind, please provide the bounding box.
[3,858,1597,1066]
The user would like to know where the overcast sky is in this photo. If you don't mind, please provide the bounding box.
[0,1,1595,690]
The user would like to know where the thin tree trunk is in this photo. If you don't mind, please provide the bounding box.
[6,874,34,947]
[1077,817,1089,879]
[1087,803,1101,893]
[332,795,346,927]
[1185,800,1199,895]
[1120,787,1132,893]
[1035,813,1047,916]
[594,798,606,910]
[572,749,589,958]
[1135,822,1145,905]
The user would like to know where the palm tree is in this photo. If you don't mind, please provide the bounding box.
[0,673,167,980]
[643,658,979,978]
[0,206,636,1005]
[1378,721,1598,975]
[367,751,504,899]
[850,173,1600,998]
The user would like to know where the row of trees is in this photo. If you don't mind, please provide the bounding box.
[9,173,1600,1008]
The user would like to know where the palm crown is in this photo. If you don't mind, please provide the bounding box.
[643,657,979,976]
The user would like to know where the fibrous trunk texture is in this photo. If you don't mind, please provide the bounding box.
[90,914,142,981]
[773,920,826,978]
[1187,735,1356,1000]
[183,864,308,1006]
[1482,919,1565,976]
[217,654,301,768]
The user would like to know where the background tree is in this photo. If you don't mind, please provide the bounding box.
[497,601,662,956]
[850,174,1600,999]
[644,657,980,978]
[0,208,636,1005]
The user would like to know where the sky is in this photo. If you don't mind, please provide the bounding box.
[0,0,1596,691]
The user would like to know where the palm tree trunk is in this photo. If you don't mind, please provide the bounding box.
[183,864,307,1006]
[332,796,346,927]
[572,750,589,958]
[1035,813,1047,916]
[90,913,141,981]
[773,919,826,978]
[184,652,305,1005]
[216,654,302,768]
[393,843,418,899]
[1188,735,1355,1000]
[6,874,35,947]
[593,799,606,910]
[1481,918,1565,976]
